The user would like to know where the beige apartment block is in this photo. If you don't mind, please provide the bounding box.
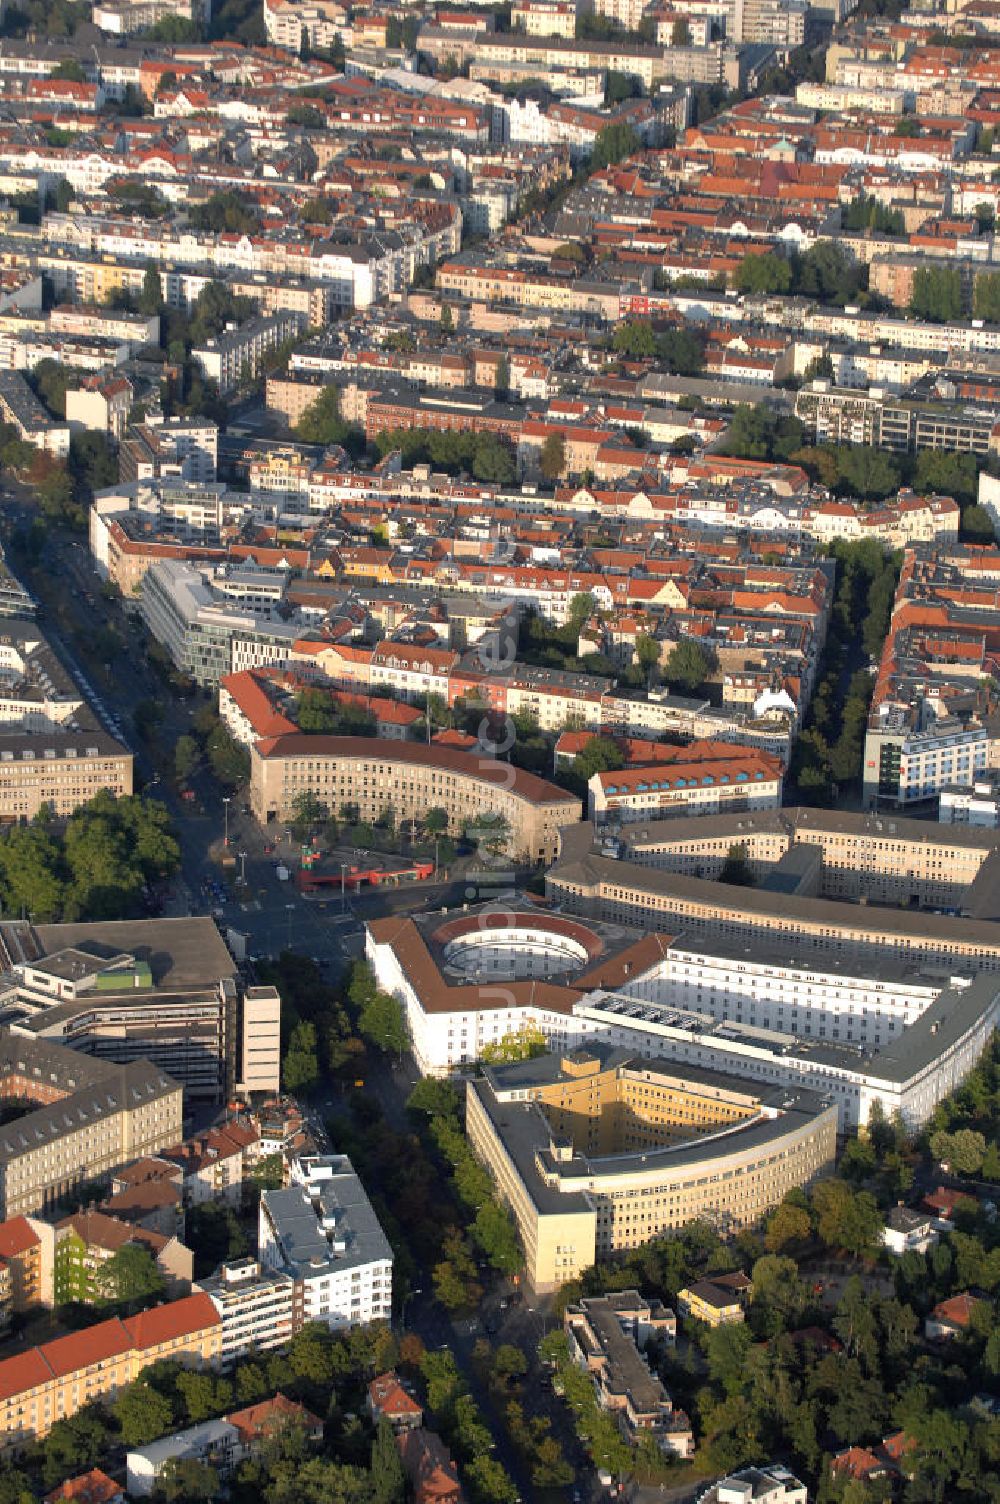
[250,734,581,864]
[0,736,132,820]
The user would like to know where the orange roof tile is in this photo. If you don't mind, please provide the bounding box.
[123,1292,220,1350]
[0,1216,41,1259]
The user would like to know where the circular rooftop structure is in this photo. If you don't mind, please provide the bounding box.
[437,911,604,981]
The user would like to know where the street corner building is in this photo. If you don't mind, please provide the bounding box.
[249,733,582,864]
[465,1046,837,1292]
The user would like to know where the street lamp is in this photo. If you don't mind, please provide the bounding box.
[222,796,231,849]
[340,862,347,914]
[238,850,247,885]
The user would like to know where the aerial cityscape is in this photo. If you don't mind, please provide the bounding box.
[0,0,995,1498]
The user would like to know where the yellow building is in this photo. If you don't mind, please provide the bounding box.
[0,1292,221,1449]
[467,1048,837,1293]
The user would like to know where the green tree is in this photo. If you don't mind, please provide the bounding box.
[51,57,85,80]
[605,69,642,104]
[95,1243,165,1308]
[812,1179,883,1256]
[139,263,164,315]
[283,1018,319,1094]
[155,1457,219,1502]
[289,789,326,838]
[472,433,515,483]
[836,445,900,500]
[656,326,705,375]
[672,16,692,42]
[174,734,199,782]
[294,386,355,447]
[663,638,717,692]
[751,1253,808,1334]
[370,1416,405,1504]
[39,1408,109,1488]
[724,404,775,459]
[735,251,792,295]
[115,1380,176,1447]
[206,725,250,787]
[913,448,978,502]
[612,319,656,359]
[929,1127,986,1174]
[0,820,65,919]
[472,1201,521,1274]
[296,688,336,733]
[765,1198,812,1254]
[480,1023,547,1064]
[910,265,963,322]
[189,191,257,235]
[572,735,625,786]
[539,432,566,482]
[592,121,640,168]
[793,242,865,306]
[358,991,408,1057]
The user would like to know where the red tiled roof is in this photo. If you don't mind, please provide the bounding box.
[42,1320,133,1379]
[44,1469,122,1504]
[123,1292,220,1350]
[0,1348,53,1403]
[369,1372,423,1420]
[227,1392,321,1443]
[0,1216,41,1258]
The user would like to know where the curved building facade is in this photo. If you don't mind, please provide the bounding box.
[250,735,581,864]
[467,1047,838,1292]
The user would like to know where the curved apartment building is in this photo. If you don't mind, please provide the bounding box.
[250,735,581,864]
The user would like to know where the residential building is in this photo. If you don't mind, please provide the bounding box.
[192,313,306,395]
[564,1292,690,1456]
[197,1258,295,1364]
[882,1206,938,1256]
[0,1292,221,1448]
[139,560,307,687]
[939,780,1000,827]
[367,891,1000,1132]
[0,1033,182,1220]
[0,372,69,457]
[54,1211,193,1303]
[127,1392,320,1495]
[397,1428,464,1504]
[0,916,280,1102]
[677,1273,753,1327]
[925,1292,986,1340]
[43,1470,124,1504]
[695,1465,807,1504]
[65,376,132,444]
[368,1372,423,1432]
[588,747,783,825]
[258,1153,393,1332]
[0,1216,53,1314]
[829,1433,915,1489]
